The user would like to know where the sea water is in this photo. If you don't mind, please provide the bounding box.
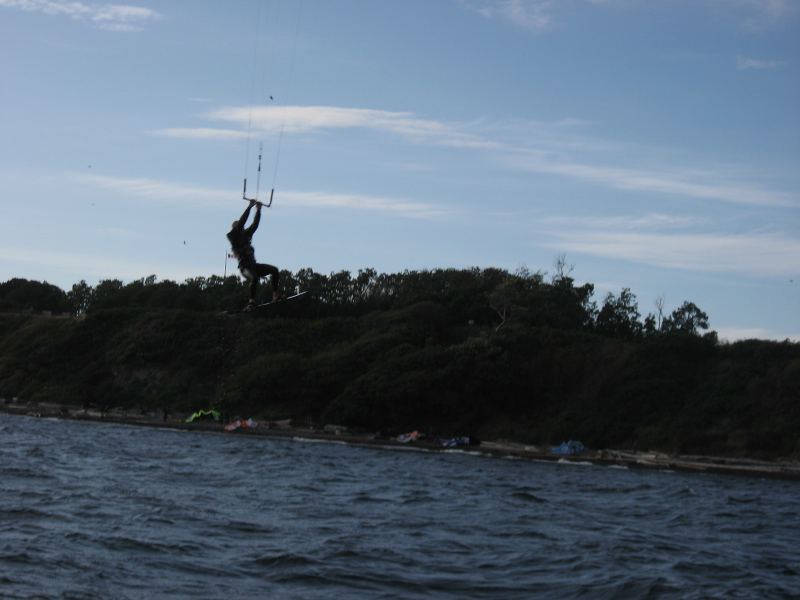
[1,413,798,599]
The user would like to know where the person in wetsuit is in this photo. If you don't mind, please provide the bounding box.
[227,200,281,308]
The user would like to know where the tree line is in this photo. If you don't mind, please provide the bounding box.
[2,268,797,459]
[0,266,713,340]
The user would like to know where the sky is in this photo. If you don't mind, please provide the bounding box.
[0,0,798,341]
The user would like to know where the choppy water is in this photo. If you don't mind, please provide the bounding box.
[1,414,799,599]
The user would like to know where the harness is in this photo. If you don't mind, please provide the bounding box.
[227,228,256,270]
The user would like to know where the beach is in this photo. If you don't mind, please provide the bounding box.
[4,398,798,481]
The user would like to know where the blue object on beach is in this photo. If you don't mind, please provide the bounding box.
[550,440,585,455]
[441,436,470,448]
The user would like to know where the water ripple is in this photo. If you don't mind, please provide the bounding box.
[1,413,799,599]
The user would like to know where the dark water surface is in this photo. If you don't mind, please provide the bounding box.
[1,414,799,599]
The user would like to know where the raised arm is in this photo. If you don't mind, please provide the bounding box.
[233,201,256,231]
[245,202,262,235]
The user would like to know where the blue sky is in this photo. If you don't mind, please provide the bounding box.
[1,0,798,341]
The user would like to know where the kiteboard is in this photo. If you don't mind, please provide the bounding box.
[243,291,309,313]
[221,291,309,316]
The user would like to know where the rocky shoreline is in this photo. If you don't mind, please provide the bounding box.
[3,400,799,481]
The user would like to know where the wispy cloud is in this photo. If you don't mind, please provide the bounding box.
[459,0,798,32]
[71,173,446,219]
[72,173,230,207]
[153,104,798,209]
[0,246,189,282]
[152,128,249,141]
[736,56,786,70]
[724,0,797,29]
[156,105,502,151]
[540,226,800,278]
[0,0,162,31]
[281,190,449,219]
[96,226,142,240]
[459,0,556,32]
[508,153,798,207]
[542,213,706,230]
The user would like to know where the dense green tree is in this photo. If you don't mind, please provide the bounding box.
[0,278,69,313]
[662,301,709,335]
[596,288,642,340]
[90,279,124,310]
[67,281,93,315]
